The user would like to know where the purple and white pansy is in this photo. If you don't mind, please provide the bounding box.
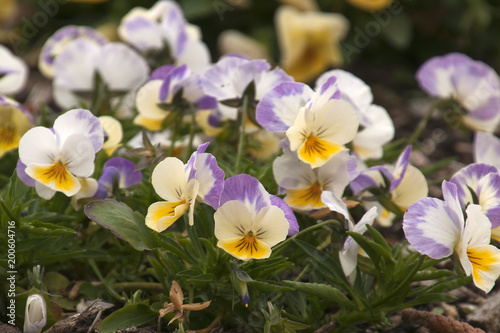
[202,55,293,120]
[474,131,500,172]
[214,174,297,261]
[449,163,500,229]
[95,157,142,198]
[17,109,104,200]
[145,142,225,232]
[403,180,500,293]
[52,37,149,109]
[257,75,359,168]
[134,64,217,131]
[38,26,108,79]
[321,191,378,280]
[118,0,210,73]
[416,52,500,132]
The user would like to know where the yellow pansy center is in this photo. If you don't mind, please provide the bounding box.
[297,131,345,167]
[0,126,16,144]
[467,247,498,287]
[29,160,80,194]
[285,182,324,210]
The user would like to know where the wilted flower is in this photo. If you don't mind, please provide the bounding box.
[159,280,211,325]
[214,174,296,261]
[416,53,500,132]
[18,109,104,199]
[404,181,500,293]
[275,6,349,82]
[0,97,33,158]
[23,294,47,333]
[146,142,224,231]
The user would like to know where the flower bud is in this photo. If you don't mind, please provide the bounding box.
[23,294,47,333]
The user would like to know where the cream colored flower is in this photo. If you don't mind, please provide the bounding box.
[275,6,349,82]
[346,0,392,11]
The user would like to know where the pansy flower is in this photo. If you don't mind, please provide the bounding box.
[214,174,296,261]
[403,181,500,293]
[134,64,217,131]
[146,142,224,232]
[321,191,378,280]
[449,163,500,228]
[52,37,149,109]
[18,109,104,199]
[38,26,108,79]
[416,53,500,132]
[0,45,28,95]
[273,147,352,212]
[118,0,210,73]
[202,55,293,121]
[0,97,33,158]
[474,131,500,172]
[257,76,359,168]
[315,69,394,160]
[350,146,428,226]
[99,116,123,156]
[95,157,142,198]
[275,5,349,82]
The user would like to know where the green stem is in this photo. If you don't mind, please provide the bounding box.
[112,282,164,293]
[272,219,341,256]
[408,103,437,145]
[183,106,197,161]
[88,260,125,302]
[235,95,249,174]
[0,199,17,221]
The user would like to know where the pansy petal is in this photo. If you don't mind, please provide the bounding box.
[99,116,123,156]
[159,65,190,102]
[53,109,104,153]
[214,200,253,240]
[464,204,493,249]
[353,105,394,160]
[450,163,498,209]
[192,153,225,209]
[160,1,188,57]
[146,200,189,232]
[217,237,272,261]
[254,67,294,101]
[466,245,500,293]
[252,205,289,248]
[35,182,56,200]
[27,162,81,197]
[219,174,271,215]
[97,42,149,92]
[307,76,341,111]
[474,131,500,171]
[390,145,412,192]
[0,45,28,95]
[176,38,211,74]
[118,11,164,52]
[18,127,58,166]
[403,196,462,259]
[136,80,167,120]
[475,173,500,228]
[321,190,349,219]
[391,165,428,210]
[60,134,96,177]
[270,195,299,235]
[16,159,36,187]
[151,157,188,202]
[256,82,313,132]
[71,177,98,210]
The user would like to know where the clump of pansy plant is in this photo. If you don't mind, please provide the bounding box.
[4,2,500,332]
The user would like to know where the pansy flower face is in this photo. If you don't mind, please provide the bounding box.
[18,109,104,199]
[146,142,224,232]
[273,148,351,212]
[257,76,359,168]
[404,181,500,293]
[214,174,296,261]
[95,157,142,198]
[0,97,33,158]
[416,53,500,132]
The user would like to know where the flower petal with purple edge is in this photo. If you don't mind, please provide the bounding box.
[119,15,164,52]
[403,181,463,259]
[256,82,313,132]
[474,131,500,172]
[95,157,142,198]
[390,145,412,192]
[450,163,498,210]
[160,1,188,58]
[254,67,294,101]
[475,172,500,228]
[307,76,341,111]
[219,174,271,216]
[149,65,175,81]
[53,109,104,153]
[159,65,190,102]
[16,159,36,187]
[270,195,299,235]
[463,96,500,132]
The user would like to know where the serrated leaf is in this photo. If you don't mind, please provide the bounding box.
[20,220,76,236]
[283,281,354,309]
[84,199,158,251]
[98,304,158,333]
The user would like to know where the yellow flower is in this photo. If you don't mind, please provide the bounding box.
[99,116,123,156]
[0,99,33,158]
[346,0,392,11]
[275,6,349,82]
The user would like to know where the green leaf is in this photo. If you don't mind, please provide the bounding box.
[250,280,295,293]
[98,304,158,333]
[20,220,76,236]
[347,231,395,268]
[402,293,455,308]
[412,269,452,281]
[282,281,354,309]
[84,199,158,251]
